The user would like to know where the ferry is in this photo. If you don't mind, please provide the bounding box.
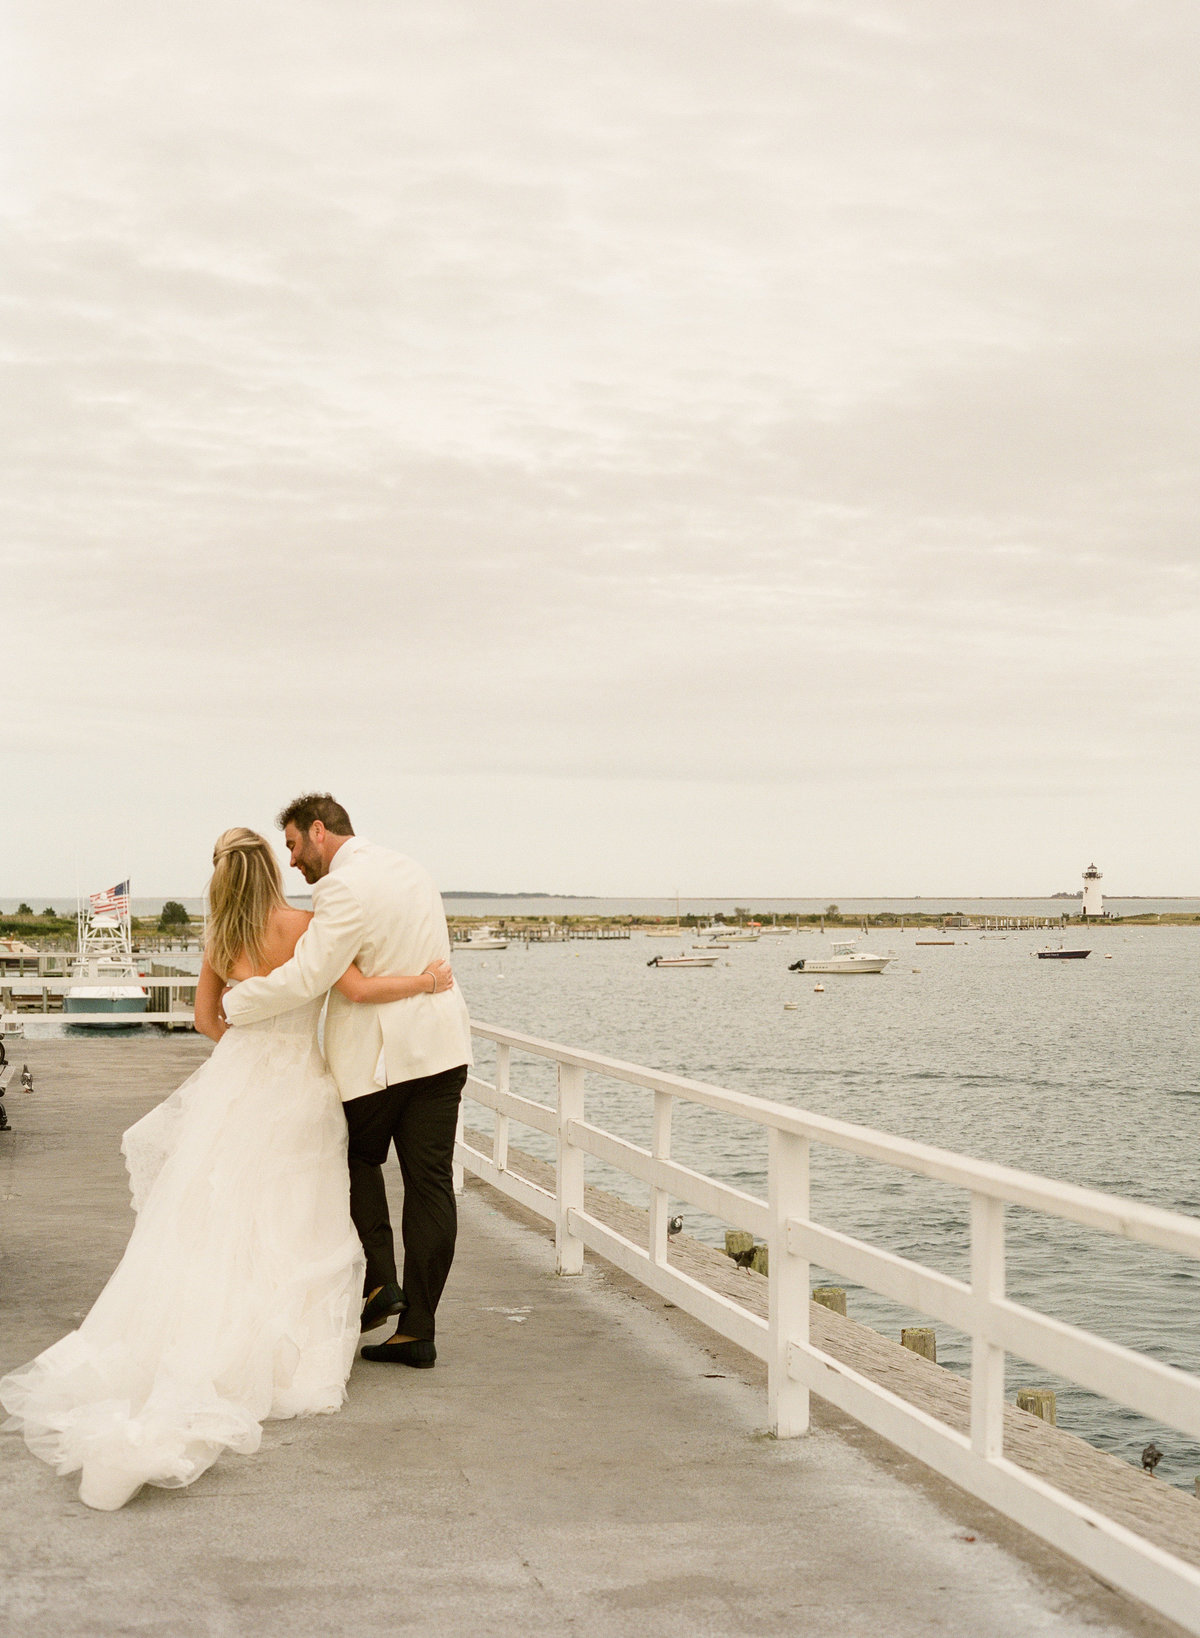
[63,883,148,1025]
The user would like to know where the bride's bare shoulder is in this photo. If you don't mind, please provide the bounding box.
[226,909,312,980]
[272,905,313,933]
[268,906,312,958]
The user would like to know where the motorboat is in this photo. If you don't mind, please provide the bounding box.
[457,925,508,950]
[788,941,892,975]
[647,953,718,968]
[1035,943,1090,960]
[63,886,148,1025]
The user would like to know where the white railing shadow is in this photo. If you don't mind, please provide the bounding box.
[455,1022,1200,1634]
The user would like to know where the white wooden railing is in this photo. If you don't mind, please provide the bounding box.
[455,1021,1200,1635]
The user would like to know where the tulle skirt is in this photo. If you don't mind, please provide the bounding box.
[0,1017,365,1510]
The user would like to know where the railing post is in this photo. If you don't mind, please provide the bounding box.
[649,1091,673,1266]
[556,1062,586,1275]
[493,1042,511,1172]
[768,1127,810,1438]
[970,1192,1005,1459]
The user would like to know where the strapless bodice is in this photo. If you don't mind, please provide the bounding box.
[223,987,324,1041]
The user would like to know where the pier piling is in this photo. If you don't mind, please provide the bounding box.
[813,1286,848,1315]
[1016,1389,1058,1424]
[901,1326,937,1363]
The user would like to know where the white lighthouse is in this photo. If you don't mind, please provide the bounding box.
[1081,863,1104,918]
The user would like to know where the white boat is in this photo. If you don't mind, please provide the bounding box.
[647,953,718,968]
[788,941,892,976]
[457,925,508,951]
[701,929,759,944]
[645,926,686,938]
[63,885,148,1025]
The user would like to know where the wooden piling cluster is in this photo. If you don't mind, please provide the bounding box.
[721,1265,1070,1432]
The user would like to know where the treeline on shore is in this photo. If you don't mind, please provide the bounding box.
[3,907,1197,948]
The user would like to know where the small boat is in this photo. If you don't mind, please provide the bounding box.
[694,942,729,950]
[647,953,718,968]
[63,884,148,1026]
[1036,943,1090,960]
[789,941,892,975]
[0,1014,25,1040]
[457,925,508,950]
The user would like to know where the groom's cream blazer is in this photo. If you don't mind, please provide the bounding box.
[222,836,471,1103]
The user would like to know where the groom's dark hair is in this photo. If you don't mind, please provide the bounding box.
[277,792,355,836]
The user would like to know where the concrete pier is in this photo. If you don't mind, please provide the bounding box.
[0,1038,1188,1637]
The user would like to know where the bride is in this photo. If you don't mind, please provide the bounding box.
[0,827,454,1511]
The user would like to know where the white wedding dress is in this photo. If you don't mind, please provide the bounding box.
[0,993,365,1510]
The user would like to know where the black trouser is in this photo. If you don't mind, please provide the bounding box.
[344,1063,468,1342]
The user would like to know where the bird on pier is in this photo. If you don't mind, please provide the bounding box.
[730,1243,759,1269]
[1142,1442,1163,1474]
[667,1215,683,1238]
[19,1064,33,1093]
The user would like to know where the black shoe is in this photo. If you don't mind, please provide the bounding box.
[360,1336,437,1368]
[360,1283,407,1333]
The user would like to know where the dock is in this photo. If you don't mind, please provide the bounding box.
[451,921,631,943]
[0,1037,1188,1637]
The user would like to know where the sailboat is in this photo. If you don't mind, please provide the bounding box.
[646,893,717,967]
[645,890,690,937]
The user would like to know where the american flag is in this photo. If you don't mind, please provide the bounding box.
[90,881,131,919]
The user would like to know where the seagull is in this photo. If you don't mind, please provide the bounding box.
[667,1215,683,1238]
[1142,1442,1163,1474]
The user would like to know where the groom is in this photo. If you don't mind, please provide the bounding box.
[222,792,471,1368]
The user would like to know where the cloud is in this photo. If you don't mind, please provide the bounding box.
[4,0,1198,892]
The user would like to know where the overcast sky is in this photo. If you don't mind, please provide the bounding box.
[4,0,1198,898]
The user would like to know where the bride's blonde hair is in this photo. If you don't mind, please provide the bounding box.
[205,828,287,980]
